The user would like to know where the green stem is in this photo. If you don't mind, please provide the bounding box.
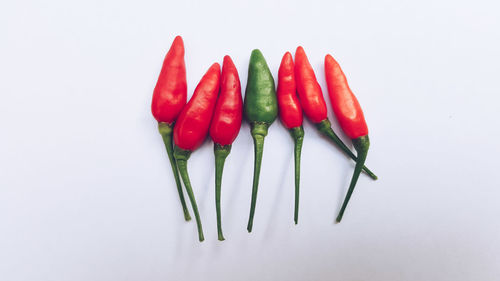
[174,146,204,242]
[247,122,269,232]
[214,143,231,241]
[289,126,304,225]
[336,135,370,223]
[158,122,191,221]
[316,119,377,180]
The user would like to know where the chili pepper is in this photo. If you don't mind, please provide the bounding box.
[324,54,370,223]
[209,55,243,241]
[244,49,278,232]
[173,62,221,241]
[294,46,377,180]
[277,52,304,224]
[151,36,190,221]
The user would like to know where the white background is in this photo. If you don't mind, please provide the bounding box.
[1,0,500,280]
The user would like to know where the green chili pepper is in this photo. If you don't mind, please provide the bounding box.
[244,49,278,232]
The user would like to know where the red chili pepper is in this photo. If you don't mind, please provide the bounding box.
[294,46,377,180]
[152,36,187,124]
[173,62,221,241]
[209,55,243,241]
[294,47,328,123]
[151,36,190,221]
[210,56,243,146]
[277,52,304,224]
[325,54,370,223]
[324,55,368,139]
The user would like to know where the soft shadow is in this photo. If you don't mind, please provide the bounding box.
[334,160,354,222]
[173,211,191,257]
[303,118,359,222]
[224,147,252,226]
[198,140,216,208]
[263,145,294,239]
[224,121,252,233]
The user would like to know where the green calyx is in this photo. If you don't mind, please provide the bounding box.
[247,122,270,232]
[251,121,269,136]
[173,145,192,161]
[244,49,278,124]
[173,145,204,242]
[336,135,370,223]
[289,126,304,225]
[214,143,231,241]
[315,119,377,180]
[158,122,191,221]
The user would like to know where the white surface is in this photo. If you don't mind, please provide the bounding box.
[1,0,500,280]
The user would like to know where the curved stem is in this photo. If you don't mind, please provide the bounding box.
[247,122,269,232]
[316,119,377,180]
[174,146,204,242]
[158,122,191,221]
[214,143,231,241]
[336,136,370,223]
[289,126,304,225]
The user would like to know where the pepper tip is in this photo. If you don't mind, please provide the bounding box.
[172,35,184,47]
[250,49,264,59]
[222,55,236,70]
[282,51,293,62]
[325,54,338,66]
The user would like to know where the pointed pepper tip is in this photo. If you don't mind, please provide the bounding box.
[295,46,305,56]
[279,52,294,73]
[223,55,235,69]
[250,49,265,60]
[172,35,184,47]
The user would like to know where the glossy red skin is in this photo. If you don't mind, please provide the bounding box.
[209,56,243,146]
[174,63,221,151]
[151,36,187,124]
[294,46,328,124]
[324,54,368,139]
[277,52,303,129]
